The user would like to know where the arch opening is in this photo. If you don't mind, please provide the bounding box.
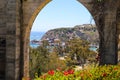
[26,0,99,78]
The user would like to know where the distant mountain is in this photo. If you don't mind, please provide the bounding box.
[41,24,99,45]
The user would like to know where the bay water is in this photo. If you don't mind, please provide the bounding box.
[30,31,45,47]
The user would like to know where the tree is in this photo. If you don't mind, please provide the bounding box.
[29,46,50,78]
[29,40,50,78]
[65,38,97,66]
[29,40,67,78]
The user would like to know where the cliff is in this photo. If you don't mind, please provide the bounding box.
[41,24,99,45]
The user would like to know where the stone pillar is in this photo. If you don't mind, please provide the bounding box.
[5,0,21,80]
[5,0,15,79]
[0,0,6,79]
[95,1,118,65]
[79,0,119,65]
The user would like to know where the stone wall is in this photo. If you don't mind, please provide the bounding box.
[0,0,21,80]
[0,0,7,79]
[0,0,119,80]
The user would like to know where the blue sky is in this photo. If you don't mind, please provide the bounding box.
[31,0,94,32]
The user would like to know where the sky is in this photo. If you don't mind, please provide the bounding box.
[31,0,94,32]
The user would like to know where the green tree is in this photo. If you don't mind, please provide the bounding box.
[29,46,50,78]
[65,38,97,66]
[53,45,64,56]
[29,40,67,78]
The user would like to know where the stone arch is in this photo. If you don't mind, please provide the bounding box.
[22,0,51,78]
[22,0,119,78]
[23,0,98,77]
[25,0,51,39]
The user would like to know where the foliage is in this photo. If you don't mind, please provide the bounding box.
[33,65,120,80]
[65,38,97,66]
[46,52,67,71]
[29,46,50,78]
[29,45,67,78]
[53,45,65,56]
[30,38,97,79]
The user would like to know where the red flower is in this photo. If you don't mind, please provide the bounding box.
[48,70,54,76]
[67,69,74,74]
[63,71,69,76]
[102,73,107,77]
[63,69,74,76]
[114,67,118,70]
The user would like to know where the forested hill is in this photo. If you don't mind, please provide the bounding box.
[41,24,99,44]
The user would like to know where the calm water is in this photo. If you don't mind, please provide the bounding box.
[30,31,45,47]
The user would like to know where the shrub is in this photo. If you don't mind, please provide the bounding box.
[33,65,120,80]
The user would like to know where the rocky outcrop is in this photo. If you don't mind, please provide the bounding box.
[41,24,99,45]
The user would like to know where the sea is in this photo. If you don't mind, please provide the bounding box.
[30,31,45,47]
[30,31,98,51]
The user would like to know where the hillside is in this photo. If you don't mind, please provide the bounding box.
[41,24,99,45]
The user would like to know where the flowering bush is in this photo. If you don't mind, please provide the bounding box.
[32,65,120,80]
[48,70,55,76]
